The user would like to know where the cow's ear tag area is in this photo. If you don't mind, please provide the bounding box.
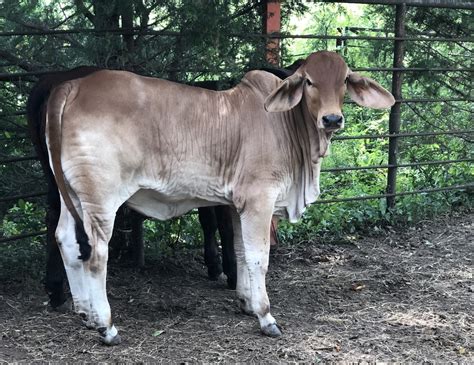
[346,72,395,109]
[264,73,305,113]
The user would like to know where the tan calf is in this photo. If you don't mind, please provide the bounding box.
[46,51,394,344]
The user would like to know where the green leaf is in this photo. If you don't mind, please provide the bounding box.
[152,330,165,337]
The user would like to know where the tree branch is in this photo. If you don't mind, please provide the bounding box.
[74,0,95,24]
[230,0,264,21]
[0,50,41,72]
[5,17,84,49]
[434,78,469,98]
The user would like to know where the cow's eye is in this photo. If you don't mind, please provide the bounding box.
[306,79,313,86]
[344,77,348,84]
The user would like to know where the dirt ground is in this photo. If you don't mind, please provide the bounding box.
[1,212,472,363]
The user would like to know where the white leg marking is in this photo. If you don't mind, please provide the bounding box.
[82,213,121,345]
[230,209,252,314]
[237,194,282,337]
[241,239,271,317]
[56,198,91,322]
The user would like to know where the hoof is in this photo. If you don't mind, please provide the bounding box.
[208,275,219,281]
[84,320,96,330]
[226,276,237,290]
[207,264,223,281]
[52,298,72,313]
[98,325,121,345]
[261,323,282,337]
[101,333,122,346]
[79,312,96,330]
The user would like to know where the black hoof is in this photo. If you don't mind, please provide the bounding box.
[207,264,223,281]
[261,323,282,337]
[48,289,68,310]
[84,321,96,330]
[80,313,96,330]
[52,299,72,313]
[227,276,237,290]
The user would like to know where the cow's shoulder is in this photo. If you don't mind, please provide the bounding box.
[240,70,282,96]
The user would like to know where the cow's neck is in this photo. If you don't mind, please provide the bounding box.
[298,101,328,201]
[300,102,332,160]
[276,102,325,221]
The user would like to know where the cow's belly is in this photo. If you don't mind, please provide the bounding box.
[126,189,226,220]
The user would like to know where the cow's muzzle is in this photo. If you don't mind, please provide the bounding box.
[322,114,344,130]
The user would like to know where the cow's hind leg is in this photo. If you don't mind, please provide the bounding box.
[235,195,281,337]
[45,186,69,310]
[130,211,145,268]
[216,205,237,290]
[199,207,222,280]
[55,198,93,327]
[45,232,69,311]
[81,211,121,345]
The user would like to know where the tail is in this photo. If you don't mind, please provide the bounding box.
[46,82,91,261]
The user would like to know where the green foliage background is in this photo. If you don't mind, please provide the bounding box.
[0,1,472,263]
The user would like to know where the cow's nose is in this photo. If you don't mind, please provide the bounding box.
[322,114,343,129]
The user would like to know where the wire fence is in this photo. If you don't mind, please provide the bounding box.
[1,0,472,242]
[2,68,473,83]
[0,27,473,42]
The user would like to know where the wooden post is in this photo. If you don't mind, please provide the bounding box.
[386,3,406,210]
[263,0,281,66]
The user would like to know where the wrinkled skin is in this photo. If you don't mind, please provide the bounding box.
[27,67,240,309]
[44,51,394,344]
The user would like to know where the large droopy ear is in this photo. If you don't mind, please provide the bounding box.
[264,73,305,112]
[347,72,395,109]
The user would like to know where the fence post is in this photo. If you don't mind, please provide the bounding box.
[386,3,406,210]
[263,0,281,66]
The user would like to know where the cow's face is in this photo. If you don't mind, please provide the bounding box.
[301,52,348,132]
[264,51,395,155]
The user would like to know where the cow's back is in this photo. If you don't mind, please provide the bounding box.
[56,70,291,217]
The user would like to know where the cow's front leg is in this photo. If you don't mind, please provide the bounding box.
[234,195,281,337]
[230,208,252,313]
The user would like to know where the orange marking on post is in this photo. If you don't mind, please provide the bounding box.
[265,0,281,66]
